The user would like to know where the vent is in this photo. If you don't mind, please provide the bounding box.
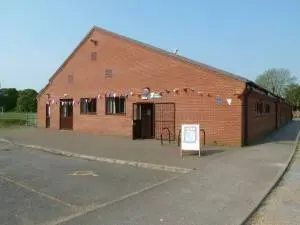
[105,69,113,78]
[68,75,74,83]
[91,52,97,61]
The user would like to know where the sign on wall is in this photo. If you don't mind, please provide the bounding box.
[216,96,224,104]
[180,124,200,157]
[149,92,161,99]
[141,87,150,99]
[141,87,162,99]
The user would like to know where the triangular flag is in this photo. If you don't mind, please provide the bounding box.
[227,98,232,105]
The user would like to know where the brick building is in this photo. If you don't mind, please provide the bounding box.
[37,26,292,146]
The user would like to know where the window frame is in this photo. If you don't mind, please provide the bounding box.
[264,103,270,114]
[67,74,74,83]
[105,96,126,115]
[255,101,263,115]
[105,69,113,78]
[80,98,97,115]
[90,52,97,61]
[60,99,73,118]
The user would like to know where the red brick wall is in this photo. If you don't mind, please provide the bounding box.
[277,102,292,127]
[38,28,246,146]
[245,90,292,144]
[246,91,277,144]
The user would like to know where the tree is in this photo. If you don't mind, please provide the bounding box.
[16,89,38,112]
[285,84,300,111]
[255,68,296,97]
[0,88,19,111]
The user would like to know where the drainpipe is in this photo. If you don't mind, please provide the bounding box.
[242,83,253,146]
[275,98,279,129]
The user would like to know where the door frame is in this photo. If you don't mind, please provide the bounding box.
[59,99,74,130]
[45,103,50,128]
[132,102,155,139]
[132,103,141,139]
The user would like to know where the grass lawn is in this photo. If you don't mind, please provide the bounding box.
[0,112,35,119]
[0,112,37,128]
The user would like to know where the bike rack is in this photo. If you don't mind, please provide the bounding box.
[160,127,171,145]
[178,129,181,147]
[200,128,206,146]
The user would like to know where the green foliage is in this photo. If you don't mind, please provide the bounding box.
[16,89,38,112]
[0,88,19,111]
[0,119,26,128]
[285,84,300,110]
[0,88,38,113]
[255,68,296,97]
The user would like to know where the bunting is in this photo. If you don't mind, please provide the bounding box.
[45,86,238,107]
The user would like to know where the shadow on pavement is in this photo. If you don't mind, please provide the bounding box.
[201,149,225,156]
[248,120,300,146]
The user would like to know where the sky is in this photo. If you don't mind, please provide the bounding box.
[0,0,299,91]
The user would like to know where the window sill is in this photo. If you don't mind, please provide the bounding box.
[80,113,97,115]
[105,113,126,116]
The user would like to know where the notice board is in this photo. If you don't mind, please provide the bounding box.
[180,124,200,156]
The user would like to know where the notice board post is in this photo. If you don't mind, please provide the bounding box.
[180,124,200,157]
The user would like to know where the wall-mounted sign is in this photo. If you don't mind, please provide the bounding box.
[149,92,161,99]
[180,124,200,157]
[216,96,224,104]
[141,88,150,99]
[141,87,162,100]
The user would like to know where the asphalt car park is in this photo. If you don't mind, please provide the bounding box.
[0,142,177,225]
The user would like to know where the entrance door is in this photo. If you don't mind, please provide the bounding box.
[60,99,73,130]
[141,103,154,138]
[46,103,50,128]
[132,103,154,139]
[132,103,142,139]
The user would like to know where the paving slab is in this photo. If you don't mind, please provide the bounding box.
[246,146,300,225]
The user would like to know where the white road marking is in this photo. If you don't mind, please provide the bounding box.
[0,174,77,210]
[0,138,192,174]
[40,172,185,225]
[69,171,98,176]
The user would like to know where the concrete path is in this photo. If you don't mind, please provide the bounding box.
[246,140,300,225]
[0,120,299,225]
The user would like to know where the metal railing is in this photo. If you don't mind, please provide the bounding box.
[160,127,171,145]
[0,112,37,127]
